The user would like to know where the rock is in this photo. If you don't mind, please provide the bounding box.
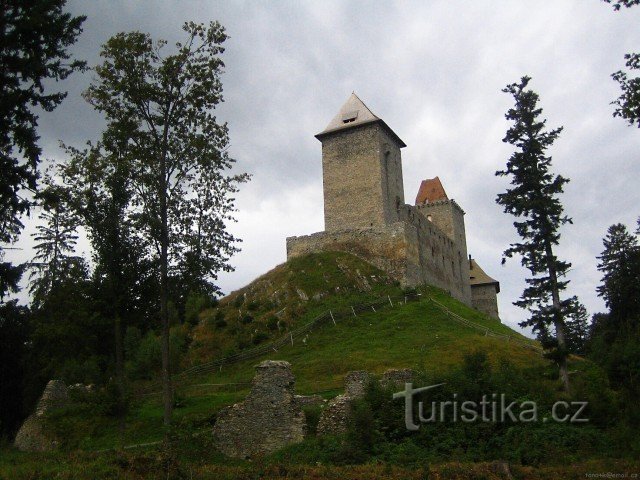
[212,360,305,458]
[295,394,325,408]
[295,288,308,301]
[317,395,352,436]
[14,380,69,452]
[344,370,372,398]
[380,368,415,390]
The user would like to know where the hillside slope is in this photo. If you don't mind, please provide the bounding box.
[4,251,606,468]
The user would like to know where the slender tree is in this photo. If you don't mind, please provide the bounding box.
[83,22,249,425]
[29,181,82,307]
[564,301,590,356]
[497,76,576,391]
[0,0,85,299]
[61,138,154,435]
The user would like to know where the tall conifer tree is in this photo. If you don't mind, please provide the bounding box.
[497,76,576,391]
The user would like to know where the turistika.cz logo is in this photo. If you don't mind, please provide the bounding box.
[392,383,589,431]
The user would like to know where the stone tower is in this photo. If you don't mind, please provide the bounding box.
[315,93,406,231]
[415,177,470,298]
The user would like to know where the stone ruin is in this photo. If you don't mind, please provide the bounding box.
[212,360,309,458]
[317,368,414,436]
[380,368,415,390]
[212,363,416,456]
[317,370,372,436]
[14,380,70,452]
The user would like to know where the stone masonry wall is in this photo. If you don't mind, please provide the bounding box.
[322,123,404,231]
[287,215,472,306]
[212,360,305,458]
[471,284,500,320]
[286,222,411,285]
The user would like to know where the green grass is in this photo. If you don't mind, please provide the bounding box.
[4,251,578,477]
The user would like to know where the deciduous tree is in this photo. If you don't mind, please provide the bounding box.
[83,21,249,424]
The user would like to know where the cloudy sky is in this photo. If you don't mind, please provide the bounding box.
[8,0,640,336]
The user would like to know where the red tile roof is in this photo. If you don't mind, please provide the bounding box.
[415,176,448,205]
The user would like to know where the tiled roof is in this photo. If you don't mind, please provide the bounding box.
[415,176,448,205]
[315,93,406,147]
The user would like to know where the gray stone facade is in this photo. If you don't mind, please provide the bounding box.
[471,283,500,320]
[380,368,415,390]
[212,360,306,458]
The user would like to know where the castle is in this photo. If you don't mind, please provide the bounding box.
[286,93,501,320]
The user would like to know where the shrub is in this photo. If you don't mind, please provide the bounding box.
[253,332,269,345]
[241,314,254,324]
[184,291,212,326]
[233,294,244,308]
[124,326,142,360]
[247,301,260,312]
[266,316,279,331]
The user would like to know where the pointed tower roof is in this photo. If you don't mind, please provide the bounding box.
[469,258,500,293]
[415,176,448,205]
[315,93,406,147]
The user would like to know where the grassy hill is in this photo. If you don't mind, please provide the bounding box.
[3,251,630,479]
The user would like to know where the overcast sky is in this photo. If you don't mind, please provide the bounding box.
[7,0,640,336]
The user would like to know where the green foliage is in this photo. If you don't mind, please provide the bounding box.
[266,315,280,331]
[252,332,269,345]
[233,295,245,308]
[130,332,162,379]
[185,291,212,326]
[247,301,260,312]
[123,326,142,360]
[0,0,85,299]
[0,300,31,436]
[497,75,576,390]
[241,314,254,325]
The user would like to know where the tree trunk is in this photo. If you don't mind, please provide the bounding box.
[160,161,172,426]
[114,312,125,444]
[545,240,570,392]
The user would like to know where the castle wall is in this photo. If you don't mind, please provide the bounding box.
[413,200,471,303]
[471,284,500,320]
[286,215,472,305]
[321,123,403,231]
[286,223,411,283]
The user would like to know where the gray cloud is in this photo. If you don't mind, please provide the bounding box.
[7,0,640,336]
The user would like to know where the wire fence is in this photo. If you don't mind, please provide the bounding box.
[135,292,421,396]
[136,291,542,397]
[427,297,543,352]
[172,293,416,381]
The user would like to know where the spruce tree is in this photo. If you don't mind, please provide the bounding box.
[596,222,640,330]
[0,1,85,299]
[604,0,640,126]
[497,76,576,391]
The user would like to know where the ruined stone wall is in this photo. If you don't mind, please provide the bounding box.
[321,123,404,231]
[14,380,69,452]
[410,201,472,304]
[212,360,305,458]
[471,284,500,320]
